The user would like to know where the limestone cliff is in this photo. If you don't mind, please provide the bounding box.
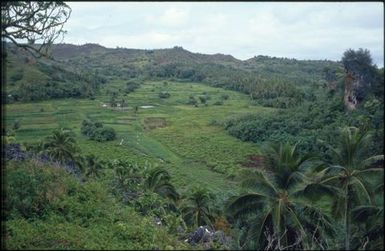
[344,71,370,110]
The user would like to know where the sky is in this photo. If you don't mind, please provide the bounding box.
[63,2,384,66]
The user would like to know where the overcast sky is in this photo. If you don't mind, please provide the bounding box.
[63,2,384,66]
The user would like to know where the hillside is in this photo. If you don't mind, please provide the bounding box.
[3,44,107,102]
[4,42,342,105]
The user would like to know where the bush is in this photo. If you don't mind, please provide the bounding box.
[213,100,224,106]
[81,120,116,142]
[198,96,207,104]
[187,96,198,105]
[125,80,141,94]
[91,127,116,142]
[220,94,229,100]
[159,91,171,99]
[5,160,70,218]
[12,120,21,130]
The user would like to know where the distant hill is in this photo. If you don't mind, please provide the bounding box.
[50,43,341,82]
[3,43,107,102]
[4,42,342,103]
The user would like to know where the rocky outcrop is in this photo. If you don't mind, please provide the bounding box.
[344,72,358,110]
[185,226,233,249]
[344,71,369,110]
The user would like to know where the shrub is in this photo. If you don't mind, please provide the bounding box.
[5,160,70,218]
[187,96,198,105]
[81,120,116,142]
[125,80,141,94]
[198,96,207,104]
[220,94,229,100]
[159,91,171,99]
[12,120,21,130]
[213,100,224,106]
[91,127,116,142]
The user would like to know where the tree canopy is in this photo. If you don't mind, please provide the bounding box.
[1,1,71,57]
[342,48,374,75]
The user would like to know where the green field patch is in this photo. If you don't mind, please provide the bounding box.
[16,128,57,142]
[5,80,265,193]
[12,116,57,127]
[5,103,55,113]
[21,123,60,130]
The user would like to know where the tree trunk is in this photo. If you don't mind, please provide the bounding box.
[344,185,351,250]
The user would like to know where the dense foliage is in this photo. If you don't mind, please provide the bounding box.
[221,50,383,159]
[4,44,107,103]
[4,160,189,250]
[81,119,116,142]
[5,42,339,108]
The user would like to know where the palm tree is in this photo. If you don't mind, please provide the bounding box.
[263,142,317,189]
[227,142,332,250]
[181,187,215,229]
[317,127,384,250]
[144,168,179,202]
[110,159,144,202]
[43,128,79,163]
[84,154,103,179]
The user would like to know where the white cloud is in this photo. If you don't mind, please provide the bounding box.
[154,8,189,27]
[145,7,189,28]
[63,2,384,66]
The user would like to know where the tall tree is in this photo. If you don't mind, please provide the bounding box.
[341,48,379,109]
[181,187,215,228]
[1,1,71,57]
[42,128,79,163]
[317,127,384,250]
[227,143,332,250]
[84,154,104,179]
[342,48,374,75]
[144,168,179,202]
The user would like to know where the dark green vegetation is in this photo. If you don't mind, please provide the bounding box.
[3,44,106,102]
[3,45,384,250]
[81,119,116,142]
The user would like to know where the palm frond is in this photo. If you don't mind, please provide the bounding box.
[351,176,372,204]
[352,205,383,222]
[227,193,266,216]
[361,155,384,169]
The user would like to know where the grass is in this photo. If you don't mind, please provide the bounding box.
[5,80,274,193]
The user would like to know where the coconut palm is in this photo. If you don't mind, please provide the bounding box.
[110,159,144,202]
[84,154,103,179]
[263,142,318,189]
[317,126,384,250]
[181,187,215,229]
[144,168,179,202]
[43,128,78,163]
[227,142,332,250]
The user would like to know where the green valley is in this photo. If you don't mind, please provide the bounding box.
[2,2,383,250]
[5,80,268,192]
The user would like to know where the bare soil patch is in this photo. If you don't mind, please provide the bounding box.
[241,154,266,169]
[144,117,168,130]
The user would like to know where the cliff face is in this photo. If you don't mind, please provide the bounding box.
[344,72,358,110]
[344,71,369,110]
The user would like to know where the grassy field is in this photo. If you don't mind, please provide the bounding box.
[5,80,274,194]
